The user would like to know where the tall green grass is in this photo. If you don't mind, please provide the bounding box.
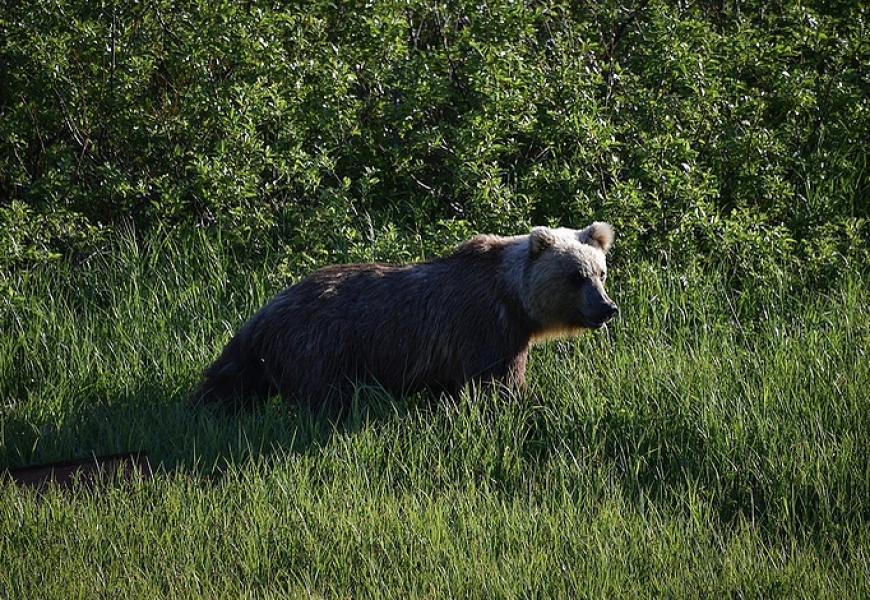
[1,232,868,597]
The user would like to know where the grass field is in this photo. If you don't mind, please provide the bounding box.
[1,232,868,598]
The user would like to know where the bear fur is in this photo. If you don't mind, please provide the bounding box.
[195,223,617,409]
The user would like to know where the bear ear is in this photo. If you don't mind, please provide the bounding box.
[529,227,556,258]
[577,222,614,253]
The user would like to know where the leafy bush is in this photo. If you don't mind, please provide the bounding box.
[1,0,867,277]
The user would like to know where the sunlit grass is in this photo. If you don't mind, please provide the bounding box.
[1,232,868,598]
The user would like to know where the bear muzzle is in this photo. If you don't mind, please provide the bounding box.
[585,300,618,328]
[579,279,619,328]
[601,301,619,322]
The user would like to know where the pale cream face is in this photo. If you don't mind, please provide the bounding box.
[506,225,617,341]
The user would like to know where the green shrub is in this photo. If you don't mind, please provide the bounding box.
[1,1,867,277]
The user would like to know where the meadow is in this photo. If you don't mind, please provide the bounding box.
[2,0,869,596]
[1,232,867,598]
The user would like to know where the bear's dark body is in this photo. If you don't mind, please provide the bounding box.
[197,237,532,407]
[195,224,617,409]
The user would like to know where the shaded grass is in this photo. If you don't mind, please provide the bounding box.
[1,232,868,597]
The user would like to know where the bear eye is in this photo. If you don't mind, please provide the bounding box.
[601,271,607,282]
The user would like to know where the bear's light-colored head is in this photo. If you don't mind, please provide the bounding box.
[508,222,618,341]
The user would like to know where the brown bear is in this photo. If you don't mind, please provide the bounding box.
[195,223,617,409]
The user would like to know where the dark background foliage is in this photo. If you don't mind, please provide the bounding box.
[2,0,868,277]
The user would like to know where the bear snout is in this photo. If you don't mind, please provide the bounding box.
[584,299,618,328]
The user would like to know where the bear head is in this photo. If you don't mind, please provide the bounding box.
[520,222,618,340]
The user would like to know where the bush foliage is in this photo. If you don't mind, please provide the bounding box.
[2,0,868,275]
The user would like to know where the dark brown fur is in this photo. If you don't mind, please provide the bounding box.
[195,226,616,409]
